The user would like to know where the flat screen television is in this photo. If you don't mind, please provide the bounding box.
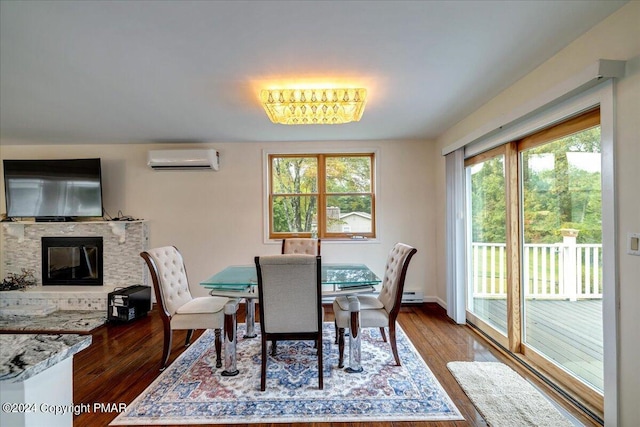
[3,158,103,221]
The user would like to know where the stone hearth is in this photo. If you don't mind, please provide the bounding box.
[1,221,148,312]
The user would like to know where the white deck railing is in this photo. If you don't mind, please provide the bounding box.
[471,242,603,300]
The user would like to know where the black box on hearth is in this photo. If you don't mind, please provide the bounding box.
[107,285,151,323]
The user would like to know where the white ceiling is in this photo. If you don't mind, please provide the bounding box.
[0,1,627,145]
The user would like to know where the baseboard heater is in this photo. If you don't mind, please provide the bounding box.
[401,291,424,304]
[322,290,424,305]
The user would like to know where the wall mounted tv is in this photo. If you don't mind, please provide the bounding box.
[3,158,103,221]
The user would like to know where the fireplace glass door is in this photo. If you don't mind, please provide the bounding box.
[41,237,103,286]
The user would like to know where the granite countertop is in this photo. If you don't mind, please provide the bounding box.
[0,334,92,382]
[0,310,107,332]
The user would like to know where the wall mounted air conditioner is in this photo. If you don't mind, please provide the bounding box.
[147,149,219,171]
[401,290,424,304]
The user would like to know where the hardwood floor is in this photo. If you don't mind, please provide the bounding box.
[73,303,598,426]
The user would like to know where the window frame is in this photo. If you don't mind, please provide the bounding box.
[266,151,376,240]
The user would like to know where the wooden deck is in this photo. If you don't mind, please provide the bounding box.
[473,298,603,390]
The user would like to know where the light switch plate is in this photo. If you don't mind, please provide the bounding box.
[628,232,640,256]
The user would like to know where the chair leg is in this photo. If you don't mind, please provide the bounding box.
[318,334,323,389]
[260,336,268,391]
[380,327,387,342]
[337,327,345,368]
[389,322,401,366]
[334,320,338,344]
[160,325,173,371]
[271,339,277,356]
[185,329,194,346]
[214,328,222,368]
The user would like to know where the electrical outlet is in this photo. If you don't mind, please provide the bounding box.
[628,232,640,256]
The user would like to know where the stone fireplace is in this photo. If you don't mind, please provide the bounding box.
[1,221,148,312]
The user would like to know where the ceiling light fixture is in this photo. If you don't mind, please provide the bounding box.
[260,88,367,125]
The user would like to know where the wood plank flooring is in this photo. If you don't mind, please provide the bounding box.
[73,303,599,426]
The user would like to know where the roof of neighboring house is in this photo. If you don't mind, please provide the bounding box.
[340,212,372,220]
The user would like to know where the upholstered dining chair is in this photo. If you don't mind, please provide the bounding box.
[333,243,417,367]
[140,246,232,371]
[281,238,321,256]
[255,254,324,391]
[275,238,322,352]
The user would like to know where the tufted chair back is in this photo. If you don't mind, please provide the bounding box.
[255,253,323,390]
[142,246,193,317]
[256,254,321,333]
[377,243,417,314]
[282,238,321,256]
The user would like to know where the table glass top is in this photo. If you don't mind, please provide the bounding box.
[200,263,381,290]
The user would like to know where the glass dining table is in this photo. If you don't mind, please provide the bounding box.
[200,263,381,373]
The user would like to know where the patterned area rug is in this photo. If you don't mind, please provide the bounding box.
[111,323,463,425]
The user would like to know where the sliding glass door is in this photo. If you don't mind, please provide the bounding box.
[519,111,603,393]
[465,149,508,343]
[464,108,603,409]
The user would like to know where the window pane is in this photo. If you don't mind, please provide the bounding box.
[466,155,508,336]
[521,126,603,391]
[271,157,317,194]
[272,195,318,233]
[325,195,372,233]
[326,156,371,193]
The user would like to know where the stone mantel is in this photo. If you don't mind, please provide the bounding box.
[3,220,137,244]
[1,221,149,311]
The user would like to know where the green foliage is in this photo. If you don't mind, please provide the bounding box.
[272,195,316,233]
[325,156,371,193]
[522,127,601,244]
[271,155,372,234]
[470,126,602,245]
[327,195,371,214]
[271,157,317,233]
[469,157,507,243]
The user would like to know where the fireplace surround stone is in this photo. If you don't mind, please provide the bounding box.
[1,221,148,312]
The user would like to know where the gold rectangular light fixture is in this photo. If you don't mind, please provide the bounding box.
[260,88,367,125]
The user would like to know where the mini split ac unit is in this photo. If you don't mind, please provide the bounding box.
[147,149,219,171]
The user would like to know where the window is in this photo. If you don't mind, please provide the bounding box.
[268,153,375,239]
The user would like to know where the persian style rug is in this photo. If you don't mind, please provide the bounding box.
[447,361,575,427]
[111,323,463,425]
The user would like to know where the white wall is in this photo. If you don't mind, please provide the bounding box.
[434,2,639,425]
[0,139,437,300]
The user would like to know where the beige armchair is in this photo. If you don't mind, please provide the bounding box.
[333,243,417,367]
[255,254,324,391]
[281,238,321,255]
[141,246,236,371]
